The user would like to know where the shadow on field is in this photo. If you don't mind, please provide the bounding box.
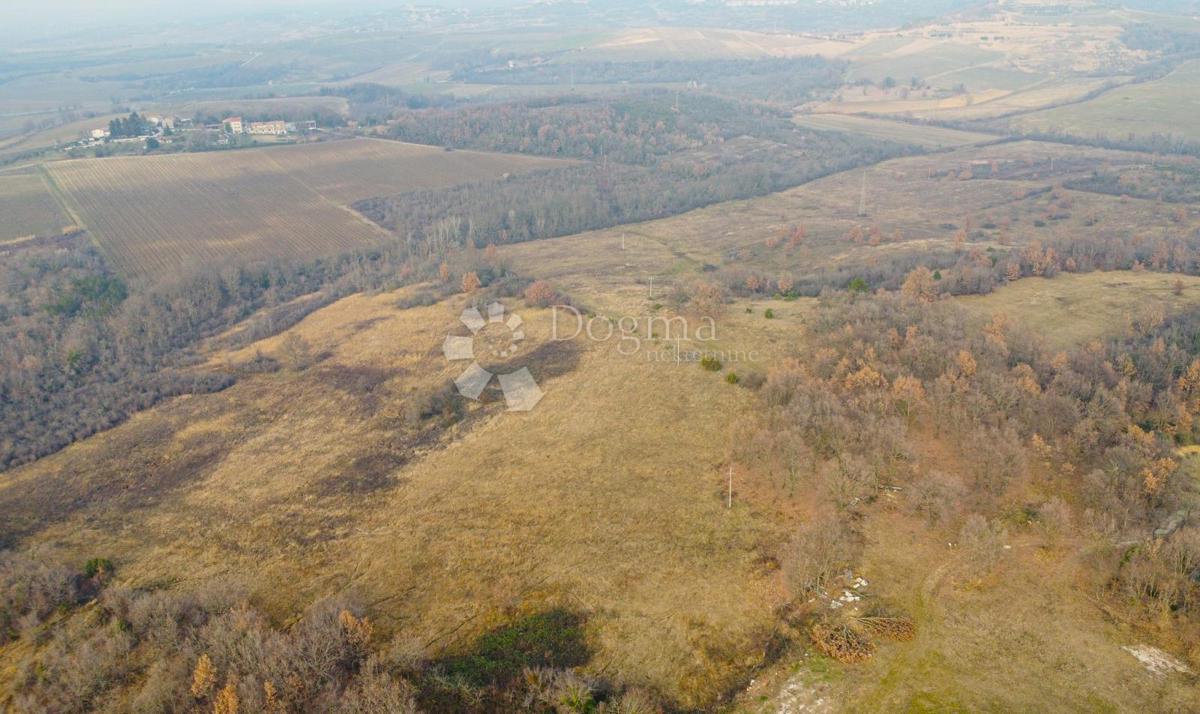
[418,609,591,712]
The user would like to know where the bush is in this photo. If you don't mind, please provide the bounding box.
[523,280,559,308]
[738,371,767,390]
[700,355,722,372]
[764,308,775,319]
[83,558,113,579]
[783,516,859,597]
[725,372,740,384]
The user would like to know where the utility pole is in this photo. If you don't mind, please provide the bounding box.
[727,465,733,509]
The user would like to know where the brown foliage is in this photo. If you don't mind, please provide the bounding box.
[523,280,558,308]
[191,653,216,699]
[853,615,916,642]
[900,266,938,303]
[214,680,239,714]
[810,620,874,663]
[461,271,482,293]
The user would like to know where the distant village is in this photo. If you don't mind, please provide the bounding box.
[77,112,317,153]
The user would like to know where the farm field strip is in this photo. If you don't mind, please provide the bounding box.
[47,151,387,276]
[42,139,568,277]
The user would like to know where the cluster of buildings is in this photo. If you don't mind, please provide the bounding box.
[83,114,295,146]
[88,113,177,141]
[221,117,289,136]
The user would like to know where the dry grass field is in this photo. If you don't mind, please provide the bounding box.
[0,283,798,708]
[41,139,566,276]
[0,169,72,241]
[581,27,857,61]
[1011,60,1200,142]
[502,140,1199,296]
[958,271,1200,349]
[0,113,126,160]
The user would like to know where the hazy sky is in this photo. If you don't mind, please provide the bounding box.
[0,0,487,43]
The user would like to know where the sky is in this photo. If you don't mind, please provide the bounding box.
[0,0,503,44]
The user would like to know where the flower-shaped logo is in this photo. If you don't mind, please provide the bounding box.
[442,302,544,412]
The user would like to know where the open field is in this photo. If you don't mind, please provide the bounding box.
[42,139,567,276]
[0,284,796,708]
[793,114,998,148]
[501,140,1200,296]
[1010,60,1200,143]
[160,96,350,122]
[579,27,858,60]
[0,113,125,160]
[0,169,72,241]
[813,76,1121,121]
[260,138,569,203]
[958,271,1200,349]
[776,510,1196,712]
[45,150,387,276]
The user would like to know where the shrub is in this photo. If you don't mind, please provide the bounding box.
[726,372,740,384]
[783,516,859,597]
[700,355,722,372]
[764,308,775,319]
[83,558,113,579]
[523,280,558,308]
[738,371,767,390]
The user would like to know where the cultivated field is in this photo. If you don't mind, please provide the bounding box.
[261,138,567,204]
[161,96,350,123]
[42,139,566,276]
[0,169,72,241]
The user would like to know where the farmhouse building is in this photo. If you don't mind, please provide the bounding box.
[223,116,244,134]
[247,120,287,135]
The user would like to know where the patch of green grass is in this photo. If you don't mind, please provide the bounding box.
[437,609,590,687]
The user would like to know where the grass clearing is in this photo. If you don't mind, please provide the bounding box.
[1011,61,1200,143]
[958,271,1200,349]
[504,141,1198,296]
[0,284,792,708]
